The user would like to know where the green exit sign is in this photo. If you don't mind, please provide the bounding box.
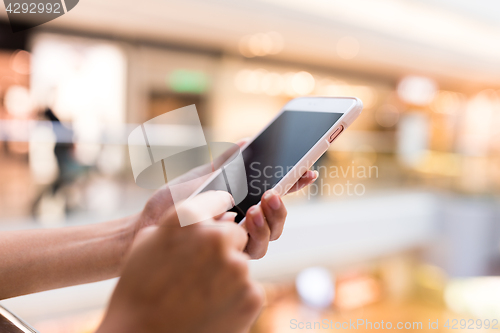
[168,70,209,94]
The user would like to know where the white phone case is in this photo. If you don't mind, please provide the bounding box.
[189,96,363,224]
[256,97,363,197]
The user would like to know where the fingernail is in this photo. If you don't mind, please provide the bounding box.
[251,207,264,227]
[312,170,319,180]
[218,191,235,207]
[264,191,281,210]
[222,212,238,221]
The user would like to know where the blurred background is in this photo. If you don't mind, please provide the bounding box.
[1,0,500,332]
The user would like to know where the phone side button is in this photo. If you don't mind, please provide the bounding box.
[328,125,344,143]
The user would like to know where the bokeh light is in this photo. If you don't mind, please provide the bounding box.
[291,71,315,95]
[239,32,284,58]
[4,85,34,117]
[10,50,31,75]
[397,76,437,106]
[296,267,335,308]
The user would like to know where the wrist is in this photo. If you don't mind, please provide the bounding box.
[101,214,141,277]
[119,213,142,260]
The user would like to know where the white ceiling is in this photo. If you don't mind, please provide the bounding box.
[2,0,500,88]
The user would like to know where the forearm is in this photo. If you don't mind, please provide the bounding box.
[0,216,138,300]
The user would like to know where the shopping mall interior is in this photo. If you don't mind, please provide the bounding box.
[1,0,500,332]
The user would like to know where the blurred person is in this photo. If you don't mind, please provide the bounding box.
[0,162,317,331]
[42,108,80,191]
[31,108,86,217]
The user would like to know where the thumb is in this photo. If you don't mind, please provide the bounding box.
[165,190,235,227]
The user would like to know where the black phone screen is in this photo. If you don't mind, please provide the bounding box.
[229,110,343,222]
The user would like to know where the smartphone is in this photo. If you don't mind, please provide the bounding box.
[193,97,362,223]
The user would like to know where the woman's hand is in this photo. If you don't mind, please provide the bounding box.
[97,191,263,333]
